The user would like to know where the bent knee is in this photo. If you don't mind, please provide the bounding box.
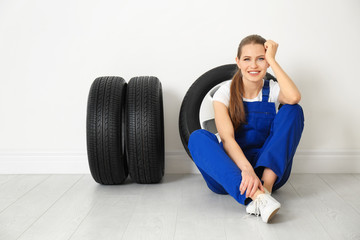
[280,104,303,112]
[188,129,217,146]
[279,104,304,120]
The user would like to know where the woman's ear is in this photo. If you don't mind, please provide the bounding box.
[235,57,241,68]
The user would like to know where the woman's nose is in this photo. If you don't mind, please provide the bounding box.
[250,60,257,68]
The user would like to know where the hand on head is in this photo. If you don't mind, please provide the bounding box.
[264,40,278,63]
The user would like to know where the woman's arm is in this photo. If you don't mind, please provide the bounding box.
[264,40,301,105]
[213,101,264,198]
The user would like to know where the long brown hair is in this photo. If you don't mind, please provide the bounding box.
[229,34,267,130]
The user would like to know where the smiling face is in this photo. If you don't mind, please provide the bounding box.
[236,43,269,83]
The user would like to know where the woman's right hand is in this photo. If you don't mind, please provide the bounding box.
[213,101,265,198]
[240,168,264,198]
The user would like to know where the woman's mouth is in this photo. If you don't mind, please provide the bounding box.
[248,71,260,76]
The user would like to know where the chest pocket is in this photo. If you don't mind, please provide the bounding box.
[234,80,276,150]
[236,110,275,149]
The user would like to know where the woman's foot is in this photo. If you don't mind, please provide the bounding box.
[263,187,271,194]
[246,193,281,223]
[246,187,270,215]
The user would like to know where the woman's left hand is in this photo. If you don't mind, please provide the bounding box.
[264,40,278,63]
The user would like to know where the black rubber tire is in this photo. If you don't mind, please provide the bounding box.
[86,76,128,185]
[126,76,164,184]
[179,64,276,159]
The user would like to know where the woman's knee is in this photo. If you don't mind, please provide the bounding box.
[279,104,303,114]
[188,129,218,147]
[277,104,304,124]
[280,104,303,115]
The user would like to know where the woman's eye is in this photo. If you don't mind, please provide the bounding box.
[243,58,250,61]
[258,58,265,61]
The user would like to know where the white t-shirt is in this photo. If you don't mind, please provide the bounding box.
[212,79,281,110]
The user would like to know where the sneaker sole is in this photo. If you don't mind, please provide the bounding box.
[266,207,280,223]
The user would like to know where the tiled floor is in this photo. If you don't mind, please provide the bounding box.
[0,173,360,240]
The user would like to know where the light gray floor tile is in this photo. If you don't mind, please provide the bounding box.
[0,175,17,186]
[319,174,360,214]
[0,173,359,240]
[290,174,360,240]
[0,175,49,212]
[0,175,81,240]
[17,175,98,240]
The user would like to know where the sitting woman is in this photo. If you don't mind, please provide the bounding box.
[188,34,304,223]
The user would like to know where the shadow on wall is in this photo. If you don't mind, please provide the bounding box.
[162,88,183,152]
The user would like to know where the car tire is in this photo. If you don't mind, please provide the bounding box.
[126,76,164,183]
[86,76,128,184]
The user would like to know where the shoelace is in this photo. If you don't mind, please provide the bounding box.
[253,195,268,216]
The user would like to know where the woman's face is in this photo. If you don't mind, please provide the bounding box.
[236,43,269,83]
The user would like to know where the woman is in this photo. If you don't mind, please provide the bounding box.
[188,34,304,223]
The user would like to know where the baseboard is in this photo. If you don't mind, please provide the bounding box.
[291,150,360,173]
[0,152,89,174]
[0,150,359,174]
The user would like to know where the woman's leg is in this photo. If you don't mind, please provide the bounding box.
[197,167,227,194]
[255,104,304,192]
[261,168,277,193]
[188,129,248,205]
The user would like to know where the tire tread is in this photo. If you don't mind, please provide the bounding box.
[86,76,128,185]
[126,76,164,183]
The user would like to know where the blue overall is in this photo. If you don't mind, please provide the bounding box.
[188,80,304,205]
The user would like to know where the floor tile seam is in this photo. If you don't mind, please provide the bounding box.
[217,194,229,240]
[119,190,144,240]
[0,174,51,215]
[317,174,360,215]
[351,173,360,182]
[67,195,96,240]
[16,175,84,240]
[171,174,185,240]
[288,177,332,240]
[312,174,359,239]
[0,174,18,188]
[71,179,145,240]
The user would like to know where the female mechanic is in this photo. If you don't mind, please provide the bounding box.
[188,34,304,223]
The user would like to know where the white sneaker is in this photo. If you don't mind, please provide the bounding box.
[246,193,281,223]
[245,188,271,215]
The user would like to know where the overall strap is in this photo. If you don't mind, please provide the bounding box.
[262,80,270,102]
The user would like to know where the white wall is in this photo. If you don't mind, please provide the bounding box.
[0,0,359,173]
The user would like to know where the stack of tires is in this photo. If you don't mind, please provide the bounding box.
[86,76,164,185]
